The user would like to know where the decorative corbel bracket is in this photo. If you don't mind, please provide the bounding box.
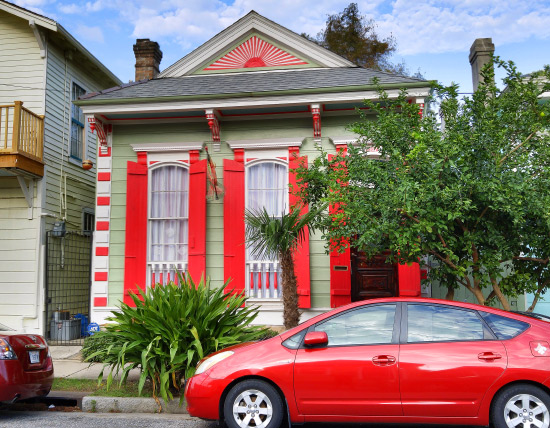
[311,104,321,140]
[88,117,112,155]
[205,109,221,151]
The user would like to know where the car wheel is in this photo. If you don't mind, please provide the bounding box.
[491,384,550,428]
[224,379,284,428]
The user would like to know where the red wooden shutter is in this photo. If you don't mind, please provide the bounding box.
[289,148,311,308]
[223,159,245,295]
[188,159,207,283]
[398,262,421,297]
[123,161,148,306]
[328,152,352,307]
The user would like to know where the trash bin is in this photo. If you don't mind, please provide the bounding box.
[50,318,82,341]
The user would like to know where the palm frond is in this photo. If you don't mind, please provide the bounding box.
[245,204,326,260]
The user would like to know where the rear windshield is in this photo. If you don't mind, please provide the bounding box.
[480,312,529,340]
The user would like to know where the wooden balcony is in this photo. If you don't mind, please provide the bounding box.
[0,101,44,177]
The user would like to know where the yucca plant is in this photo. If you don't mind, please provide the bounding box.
[85,274,266,408]
[245,204,325,329]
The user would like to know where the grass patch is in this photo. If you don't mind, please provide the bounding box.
[52,378,156,398]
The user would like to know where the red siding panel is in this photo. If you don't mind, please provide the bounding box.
[398,262,421,297]
[97,196,110,206]
[96,221,109,231]
[223,159,245,296]
[188,159,207,283]
[328,151,352,307]
[123,161,148,306]
[94,297,107,307]
[98,172,111,181]
[289,147,311,308]
[95,272,107,281]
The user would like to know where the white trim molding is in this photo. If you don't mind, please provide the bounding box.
[131,142,204,153]
[227,137,304,150]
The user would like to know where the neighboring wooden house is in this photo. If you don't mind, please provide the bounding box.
[78,11,431,326]
[0,0,121,334]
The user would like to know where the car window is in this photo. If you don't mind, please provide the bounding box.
[407,304,484,343]
[282,330,306,349]
[313,304,396,346]
[479,312,529,340]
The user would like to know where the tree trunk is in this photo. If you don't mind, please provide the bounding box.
[280,251,300,329]
[490,277,510,311]
[445,286,455,300]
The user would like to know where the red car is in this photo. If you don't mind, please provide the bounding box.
[185,297,550,428]
[0,323,54,403]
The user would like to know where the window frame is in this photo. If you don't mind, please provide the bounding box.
[146,161,190,275]
[70,81,87,162]
[401,303,497,344]
[82,207,95,236]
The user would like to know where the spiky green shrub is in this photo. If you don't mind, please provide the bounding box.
[81,333,117,363]
[85,273,266,404]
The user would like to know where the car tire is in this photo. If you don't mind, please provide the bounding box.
[491,383,550,428]
[224,379,284,428]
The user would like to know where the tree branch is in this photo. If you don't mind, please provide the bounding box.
[473,206,489,231]
[499,131,536,166]
[513,256,549,264]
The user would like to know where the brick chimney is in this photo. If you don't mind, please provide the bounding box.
[469,38,495,91]
[133,39,163,81]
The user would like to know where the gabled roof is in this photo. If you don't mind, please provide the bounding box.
[0,0,121,86]
[79,68,428,104]
[160,10,356,77]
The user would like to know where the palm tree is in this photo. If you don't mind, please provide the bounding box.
[245,205,324,329]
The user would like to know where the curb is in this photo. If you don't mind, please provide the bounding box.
[82,396,188,414]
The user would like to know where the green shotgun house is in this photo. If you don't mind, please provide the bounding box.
[78,11,432,326]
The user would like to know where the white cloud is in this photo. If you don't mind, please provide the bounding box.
[58,3,80,14]
[74,24,105,43]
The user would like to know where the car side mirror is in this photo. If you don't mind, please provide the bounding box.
[304,331,328,347]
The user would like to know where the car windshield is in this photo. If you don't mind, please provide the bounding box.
[0,322,14,331]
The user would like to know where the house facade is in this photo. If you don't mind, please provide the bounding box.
[78,11,431,326]
[0,0,121,334]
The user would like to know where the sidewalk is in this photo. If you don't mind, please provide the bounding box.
[50,345,140,380]
[49,346,186,413]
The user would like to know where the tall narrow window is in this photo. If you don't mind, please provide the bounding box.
[70,83,86,160]
[246,161,288,299]
[148,164,189,286]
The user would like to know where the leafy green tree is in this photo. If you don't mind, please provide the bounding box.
[245,205,324,329]
[296,59,550,310]
[303,3,422,77]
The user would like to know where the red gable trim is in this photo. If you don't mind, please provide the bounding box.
[204,35,308,71]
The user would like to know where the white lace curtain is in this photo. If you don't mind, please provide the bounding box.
[246,161,288,261]
[149,164,189,264]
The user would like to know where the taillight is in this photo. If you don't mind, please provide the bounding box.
[0,338,17,360]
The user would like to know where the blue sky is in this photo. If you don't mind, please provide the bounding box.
[12,0,550,93]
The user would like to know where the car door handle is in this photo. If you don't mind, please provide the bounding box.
[372,355,397,366]
[478,352,502,361]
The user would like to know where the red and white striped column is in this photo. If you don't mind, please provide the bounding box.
[91,130,113,322]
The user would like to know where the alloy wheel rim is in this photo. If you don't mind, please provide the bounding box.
[232,388,274,428]
[504,393,550,428]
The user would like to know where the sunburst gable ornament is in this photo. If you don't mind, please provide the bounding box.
[204,36,309,70]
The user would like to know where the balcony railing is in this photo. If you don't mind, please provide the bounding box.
[147,261,187,287]
[0,101,44,176]
[246,261,282,300]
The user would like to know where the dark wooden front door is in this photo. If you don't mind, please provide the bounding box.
[351,250,397,301]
